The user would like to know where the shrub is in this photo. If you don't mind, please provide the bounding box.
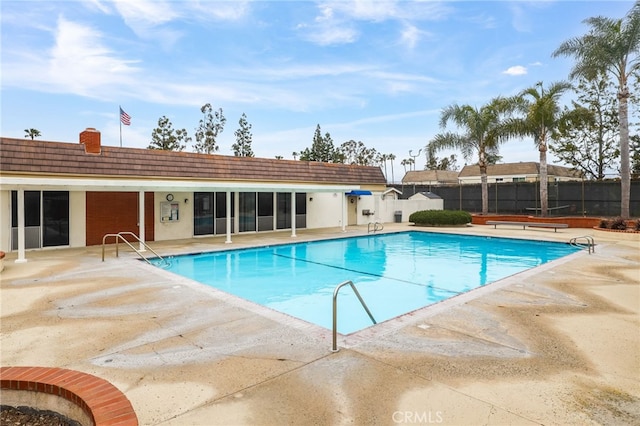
[599,219,609,229]
[409,210,472,226]
[609,217,628,230]
[635,219,640,231]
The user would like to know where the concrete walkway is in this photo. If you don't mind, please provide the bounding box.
[1,224,639,425]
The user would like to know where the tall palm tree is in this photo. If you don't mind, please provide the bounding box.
[428,97,515,215]
[24,128,41,140]
[505,81,572,217]
[552,1,640,218]
[388,153,396,183]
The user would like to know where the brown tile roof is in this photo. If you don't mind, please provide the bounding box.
[458,162,581,178]
[0,138,387,185]
[401,170,459,184]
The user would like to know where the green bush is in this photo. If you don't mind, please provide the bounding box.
[409,210,472,226]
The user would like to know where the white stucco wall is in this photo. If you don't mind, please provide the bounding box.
[305,192,344,229]
[69,191,86,248]
[153,192,193,241]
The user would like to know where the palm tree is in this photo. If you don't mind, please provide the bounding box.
[428,97,515,215]
[505,81,572,217]
[388,153,396,183]
[24,128,41,140]
[378,153,389,182]
[552,1,640,218]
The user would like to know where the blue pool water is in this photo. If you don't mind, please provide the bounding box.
[152,231,579,334]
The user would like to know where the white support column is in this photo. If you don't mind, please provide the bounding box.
[291,191,297,238]
[15,189,27,263]
[225,191,232,244]
[138,191,146,251]
[341,193,346,232]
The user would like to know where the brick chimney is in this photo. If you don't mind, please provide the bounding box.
[79,128,101,154]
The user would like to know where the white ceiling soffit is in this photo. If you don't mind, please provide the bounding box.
[0,176,360,193]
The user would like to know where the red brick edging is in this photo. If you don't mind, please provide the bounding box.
[0,366,138,426]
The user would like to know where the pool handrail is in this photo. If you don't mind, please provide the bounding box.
[102,232,167,265]
[569,235,595,254]
[332,280,376,352]
[367,222,384,233]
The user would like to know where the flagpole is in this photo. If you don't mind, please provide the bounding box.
[119,105,122,147]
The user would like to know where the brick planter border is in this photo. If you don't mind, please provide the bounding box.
[0,366,137,426]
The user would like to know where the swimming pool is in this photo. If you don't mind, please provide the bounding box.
[152,231,579,334]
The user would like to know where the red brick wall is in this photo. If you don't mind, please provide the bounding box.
[471,214,603,228]
[86,192,155,246]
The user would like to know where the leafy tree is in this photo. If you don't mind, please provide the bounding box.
[553,1,640,217]
[552,75,620,180]
[232,113,254,157]
[631,134,640,178]
[504,81,572,216]
[339,140,379,165]
[429,97,516,215]
[298,124,343,162]
[425,149,458,171]
[149,116,190,151]
[275,155,284,160]
[194,103,226,154]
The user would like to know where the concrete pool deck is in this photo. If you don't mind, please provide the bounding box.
[1,224,639,425]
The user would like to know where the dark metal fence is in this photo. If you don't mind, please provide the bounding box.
[390,180,640,217]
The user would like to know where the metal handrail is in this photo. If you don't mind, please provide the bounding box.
[332,280,376,352]
[367,222,384,233]
[569,235,595,254]
[101,232,167,265]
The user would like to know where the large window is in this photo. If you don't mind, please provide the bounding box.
[194,192,234,236]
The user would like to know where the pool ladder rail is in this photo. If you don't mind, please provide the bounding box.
[332,280,377,352]
[569,235,595,254]
[368,222,384,233]
[101,231,170,266]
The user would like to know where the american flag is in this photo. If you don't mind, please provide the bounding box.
[120,107,131,126]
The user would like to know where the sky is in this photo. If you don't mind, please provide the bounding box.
[1,0,635,180]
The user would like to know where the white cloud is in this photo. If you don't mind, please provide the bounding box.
[400,23,421,50]
[47,16,141,96]
[502,65,527,76]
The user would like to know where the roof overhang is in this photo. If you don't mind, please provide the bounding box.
[0,175,361,194]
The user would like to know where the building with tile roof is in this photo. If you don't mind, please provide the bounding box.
[458,162,582,184]
[1,130,394,260]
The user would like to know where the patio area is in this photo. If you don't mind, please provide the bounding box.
[1,224,639,425]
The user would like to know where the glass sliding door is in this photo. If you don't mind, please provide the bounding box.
[295,193,307,229]
[215,192,233,235]
[257,192,274,231]
[12,190,69,249]
[276,192,291,229]
[239,192,256,232]
[194,192,214,235]
[43,191,69,247]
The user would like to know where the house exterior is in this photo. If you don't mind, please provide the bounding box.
[1,130,394,261]
[457,162,582,184]
[401,170,459,186]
